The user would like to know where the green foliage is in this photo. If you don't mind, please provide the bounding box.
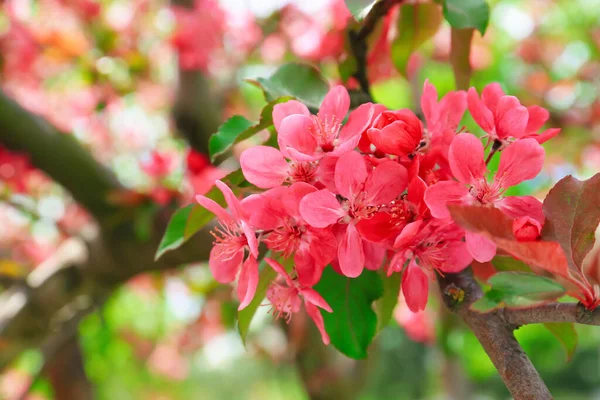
[315,268,383,359]
[208,97,293,161]
[471,272,566,312]
[544,322,578,362]
[345,0,377,21]
[442,0,490,35]
[208,115,253,161]
[249,63,329,110]
[375,270,401,332]
[155,170,245,260]
[391,3,443,76]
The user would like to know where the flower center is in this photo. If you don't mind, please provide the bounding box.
[210,221,247,258]
[264,219,305,257]
[289,161,318,184]
[310,115,341,152]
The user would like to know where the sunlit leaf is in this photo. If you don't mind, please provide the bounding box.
[345,0,377,21]
[249,63,329,110]
[375,269,401,332]
[544,322,578,362]
[208,115,253,161]
[443,0,490,35]
[391,3,443,76]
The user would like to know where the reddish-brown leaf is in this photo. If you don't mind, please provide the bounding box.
[542,173,600,270]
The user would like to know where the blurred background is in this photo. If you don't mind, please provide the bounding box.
[0,0,599,399]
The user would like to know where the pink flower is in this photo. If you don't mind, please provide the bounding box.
[274,86,375,161]
[389,220,472,312]
[424,133,545,262]
[367,109,424,157]
[468,83,560,145]
[245,183,337,286]
[265,258,332,345]
[196,180,259,310]
[299,151,408,277]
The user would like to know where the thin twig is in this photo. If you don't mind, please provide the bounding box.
[503,302,600,326]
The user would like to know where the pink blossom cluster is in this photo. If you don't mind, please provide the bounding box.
[196,81,559,343]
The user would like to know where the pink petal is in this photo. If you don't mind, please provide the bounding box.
[495,96,529,139]
[295,250,320,287]
[440,241,473,273]
[209,246,243,283]
[316,155,338,192]
[240,146,289,188]
[215,180,246,221]
[394,220,423,250]
[273,100,310,132]
[465,231,496,262]
[237,256,259,310]
[338,223,365,278]
[481,83,504,111]
[283,182,318,220]
[301,288,332,312]
[278,114,318,160]
[512,216,542,241]
[532,128,560,144]
[496,195,544,224]
[421,79,438,127]
[334,151,367,199]
[338,102,379,143]
[402,260,428,313]
[318,85,350,123]
[364,241,385,270]
[467,87,495,134]
[448,133,487,185]
[308,228,337,268]
[241,220,258,258]
[436,90,467,132]
[299,189,345,228]
[196,195,233,223]
[242,189,287,230]
[367,119,421,156]
[364,160,408,204]
[329,133,362,157]
[525,105,549,133]
[264,257,293,284]
[305,302,330,345]
[407,176,427,206]
[356,212,401,243]
[496,138,544,188]
[424,181,470,219]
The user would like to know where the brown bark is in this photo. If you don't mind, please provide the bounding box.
[47,339,94,400]
[437,268,552,400]
[504,302,600,326]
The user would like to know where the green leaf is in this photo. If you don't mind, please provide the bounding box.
[345,0,377,21]
[544,322,578,362]
[209,116,253,161]
[155,205,195,260]
[391,3,443,76]
[470,272,566,312]
[232,96,294,145]
[237,256,277,345]
[375,270,401,332]
[487,272,566,300]
[155,169,245,260]
[315,268,383,359]
[250,63,330,110]
[443,0,490,35]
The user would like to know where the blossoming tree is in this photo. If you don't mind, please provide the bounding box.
[0,0,599,399]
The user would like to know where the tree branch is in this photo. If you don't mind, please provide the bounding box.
[437,268,552,400]
[503,302,600,326]
[348,0,403,100]
[0,91,121,221]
